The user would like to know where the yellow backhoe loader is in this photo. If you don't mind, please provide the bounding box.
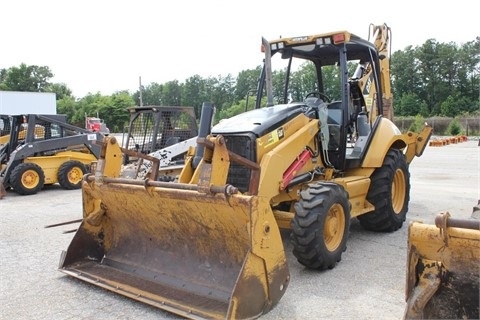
[58,23,432,319]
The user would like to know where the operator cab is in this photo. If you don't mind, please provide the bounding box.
[260,31,385,171]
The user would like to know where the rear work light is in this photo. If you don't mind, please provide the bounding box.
[333,33,346,44]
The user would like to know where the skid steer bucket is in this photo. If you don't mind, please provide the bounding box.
[59,137,289,319]
[404,213,480,319]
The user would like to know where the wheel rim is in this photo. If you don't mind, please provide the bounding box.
[21,169,40,189]
[392,168,406,214]
[67,166,84,185]
[324,203,345,252]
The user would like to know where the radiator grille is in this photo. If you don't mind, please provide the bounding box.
[223,134,255,193]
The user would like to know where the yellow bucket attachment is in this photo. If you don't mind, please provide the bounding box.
[404,213,480,319]
[59,137,289,319]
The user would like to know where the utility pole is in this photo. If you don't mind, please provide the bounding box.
[139,76,143,107]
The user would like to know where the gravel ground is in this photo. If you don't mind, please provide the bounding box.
[1,139,478,320]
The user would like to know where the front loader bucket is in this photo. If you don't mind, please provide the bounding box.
[59,177,289,319]
[404,213,480,319]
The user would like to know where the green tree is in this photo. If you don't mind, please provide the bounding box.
[62,92,133,132]
[133,82,163,106]
[100,91,133,132]
[46,83,73,100]
[391,46,422,103]
[416,39,443,115]
[71,93,112,127]
[418,100,430,117]
[0,63,53,92]
[271,68,287,104]
[391,39,479,117]
[439,95,456,117]
[396,93,425,116]
[447,117,463,135]
[408,114,426,132]
[290,62,317,102]
[182,75,207,118]
[322,65,342,100]
[0,69,7,90]
[217,102,246,121]
[56,96,77,121]
[207,74,234,111]
[458,39,480,109]
[234,67,262,103]
[440,94,474,117]
[161,80,183,106]
[397,93,414,116]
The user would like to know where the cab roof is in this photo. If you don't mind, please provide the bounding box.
[268,31,378,65]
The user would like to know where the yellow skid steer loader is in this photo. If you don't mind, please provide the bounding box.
[1,114,102,196]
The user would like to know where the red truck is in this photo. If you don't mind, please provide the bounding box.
[85,113,110,134]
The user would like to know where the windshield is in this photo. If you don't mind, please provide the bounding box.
[270,50,371,105]
[265,33,379,107]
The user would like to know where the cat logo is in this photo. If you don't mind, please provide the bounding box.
[277,127,284,139]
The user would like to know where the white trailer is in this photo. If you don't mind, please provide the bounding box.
[0,91,57,115]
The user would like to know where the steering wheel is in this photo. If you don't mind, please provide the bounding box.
[305,91,331,103]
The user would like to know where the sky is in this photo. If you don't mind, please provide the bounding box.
[1,0,478,98]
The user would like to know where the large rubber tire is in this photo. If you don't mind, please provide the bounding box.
[10,162,45,195]
[57,160,87,190]
[358,148,410,232]
[291,182,350,270]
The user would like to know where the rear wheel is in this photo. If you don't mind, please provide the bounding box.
[58,160,87,190]
[291,182,350,270]
[358,148,410,232]
[10,162,45,195]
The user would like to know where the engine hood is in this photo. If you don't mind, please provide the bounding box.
[212,103,306,137]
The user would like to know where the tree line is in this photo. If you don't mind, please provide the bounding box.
[1,37,478,133]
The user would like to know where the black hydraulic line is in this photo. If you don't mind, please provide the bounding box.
[286,172,313,190]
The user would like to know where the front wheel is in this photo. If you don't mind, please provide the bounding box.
[358,148,410,232]
[291,182,350,270]
[10,162,45,195]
